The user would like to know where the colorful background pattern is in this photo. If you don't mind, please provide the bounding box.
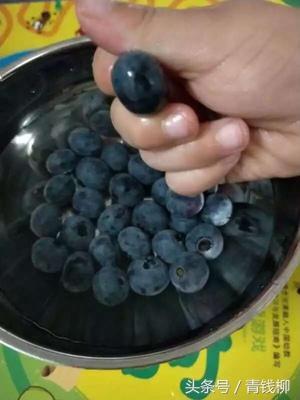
[1,0,300,399]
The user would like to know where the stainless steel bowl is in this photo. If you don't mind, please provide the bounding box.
[0,37,300,369]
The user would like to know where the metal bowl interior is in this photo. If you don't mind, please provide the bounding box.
[0,38,299,369]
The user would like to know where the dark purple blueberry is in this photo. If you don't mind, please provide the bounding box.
[200,193,233,226]
[89,234,117,268]
[128,257,169,296]
[185,223,224,260]
[169,214,198,234]
[46,149,77,175]
[30,203,61,237]
[93,267,129,306]
[62,251,94,293]
[61,215,95,250]
[97,204,131,237]
[169,252,210,294]
[68,127,102,156]
[44,174,75,206]
[128,153,163,185]
[109,173,145,207]
[151,177,168,206]
[152,229,185,264]
[118,226,151,259]
[111,50,168,114]
[166,190,204,218]
[132,200,169,235]
[31,237,69,273]
[101,142,129,172]
[75,157,112,191]
[72,187,105,219]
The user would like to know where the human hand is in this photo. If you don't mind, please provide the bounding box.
[76,0,300,195]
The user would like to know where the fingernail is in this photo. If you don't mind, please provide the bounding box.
[215,120,248,151]
[162,113,191,139]
[76,0,112,17]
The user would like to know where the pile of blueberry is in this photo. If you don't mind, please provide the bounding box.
[23,88,269,308]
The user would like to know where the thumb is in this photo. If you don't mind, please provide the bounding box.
[76,0,221,73]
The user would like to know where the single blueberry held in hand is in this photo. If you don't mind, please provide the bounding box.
[169,252,210,294]
[132,200,169,235]
[61,215,95,250]
[75,157,112,191]
[169,214,198,234]
[23,181,46,214]
[166,190,205,218]
[89,234,117,268]
[111,50,168,114]
[93,267,129,307]
[151,177,168,206]
[152,230,185,264]
[128,257,170,296]
[72,187,105,219]
[68,127,102,156]
[97,204,131,237]
[32,237,69,273]
[44,174,75,206]
[128,154,163,185]
[201,193,233,226]
[30,203,61,237]
[118,226,151,259]
[62,251,94,293]
[46,149,77,175]
[101,143,129,172]
[109,173,145,207]
[185,223,224,260]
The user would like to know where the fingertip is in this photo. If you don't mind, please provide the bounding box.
[161,104,199,141]
[92,48,116,96]
[214,118,250,154]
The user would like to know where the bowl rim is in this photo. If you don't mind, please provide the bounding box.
[0,37,299,369]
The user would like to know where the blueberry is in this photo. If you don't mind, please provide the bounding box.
[101,143,129,172]
[44,174,75,206]
[30,203,61,237]
[221,203,273,256]
[169,252,210,294]
[68,127,102,156]
[61,215,95,250]
[62,251,94,293]
[128,154,163,185]
[185,223,224,260]
[128,257,169,296]
[72,187,105,219]
[152,230,185,264]
[46,149,77,175]
[111,50,168,114]
[89,234,117,268]
[88,110,118,137]
[75,157,112,191]
[32,237,69,273]
[97,204,131,236]
[169,215,198,234]
[23,181,46,214]
[166,190,205,218]
[132,200,169,235]
[200,193,233,226]
[93,267,129,306]
[151,177,168,206]
[109,173,145,207]
[118,226,151,259]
